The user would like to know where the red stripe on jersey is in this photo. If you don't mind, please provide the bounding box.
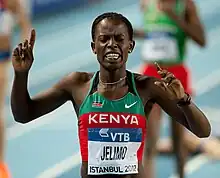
[78,112,147,161]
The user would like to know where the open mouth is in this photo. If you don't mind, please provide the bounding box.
[104,52,121,62]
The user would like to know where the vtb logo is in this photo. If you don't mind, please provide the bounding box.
[99,128,130,142]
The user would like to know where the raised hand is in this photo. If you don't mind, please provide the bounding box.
[12,29,36,73]
[154,62,185,99]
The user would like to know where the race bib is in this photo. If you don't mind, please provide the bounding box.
[142,32,178,61]
[88,128,142,175]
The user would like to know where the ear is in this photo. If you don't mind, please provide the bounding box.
[91,42,96,54]
[128,40,135,53]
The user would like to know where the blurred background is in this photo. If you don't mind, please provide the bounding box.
[4,0,220,177]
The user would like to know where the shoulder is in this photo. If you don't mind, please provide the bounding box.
[133,72,158,87]
[55,72,94,91]
[140,0,149,11]
[66,72,93,83]
[133,72,161,98]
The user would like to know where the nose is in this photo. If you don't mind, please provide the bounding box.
[108,38,117,49]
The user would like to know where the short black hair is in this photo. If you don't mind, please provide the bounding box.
[91,12,133,41]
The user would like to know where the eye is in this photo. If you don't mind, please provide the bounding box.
[99,35,109,43]
[115,35,125,42]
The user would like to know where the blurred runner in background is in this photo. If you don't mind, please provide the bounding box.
[0,0,31,177]
[134,0,206,178]
[157,113,220,159]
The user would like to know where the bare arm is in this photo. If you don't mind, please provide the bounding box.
[178,101,211,137]
[164,0,206,47]
[150,78,210,138]
[11,72,75,123]
[185,0,206,46]
[10,29,75,124]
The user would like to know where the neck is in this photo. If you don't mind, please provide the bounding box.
[98,66,127,91]
[99,66,126,83]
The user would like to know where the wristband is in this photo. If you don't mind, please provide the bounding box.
[177,92,191,106]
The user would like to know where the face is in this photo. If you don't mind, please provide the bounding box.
[91,18,135,71]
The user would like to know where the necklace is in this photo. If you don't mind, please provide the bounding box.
[98,74,127,90]
[99,74,127,85]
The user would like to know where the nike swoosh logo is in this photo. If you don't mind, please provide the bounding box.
[125,101,137,109]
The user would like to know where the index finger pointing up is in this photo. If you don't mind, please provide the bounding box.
[154,62,162,71]
[29,29,36,49]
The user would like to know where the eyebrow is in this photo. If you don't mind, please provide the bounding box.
[98,33,125,36]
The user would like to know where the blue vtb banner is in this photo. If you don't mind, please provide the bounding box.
[30,0,101,18]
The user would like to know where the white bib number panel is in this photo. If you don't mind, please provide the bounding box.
[142,32,178,61]
[88,128,142,175]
